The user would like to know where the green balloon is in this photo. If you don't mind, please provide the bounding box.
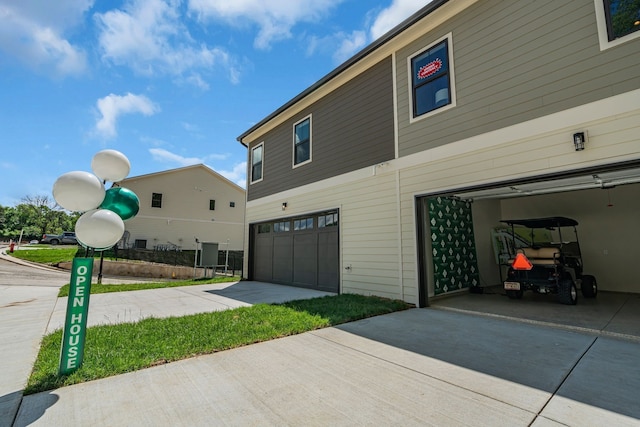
[100,187,140,221]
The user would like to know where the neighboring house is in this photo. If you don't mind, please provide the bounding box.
[237,0,640,305]
[115,164,245,252]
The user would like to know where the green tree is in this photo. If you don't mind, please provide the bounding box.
[0,195,79,241]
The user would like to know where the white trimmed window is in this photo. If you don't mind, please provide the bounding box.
[250,143,264,184]
[293,115,312,167]
[595,0,640,50]
[408,33,456,122]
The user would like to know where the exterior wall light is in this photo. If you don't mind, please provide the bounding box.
[573,132,586,151]
[282,202,287,211]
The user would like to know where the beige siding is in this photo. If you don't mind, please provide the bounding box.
[246,171,404,301]
[118,165,245,251]
[396,0,640,157]
[398,101,640,300]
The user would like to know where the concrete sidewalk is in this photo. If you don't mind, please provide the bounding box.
[13,308,640,426]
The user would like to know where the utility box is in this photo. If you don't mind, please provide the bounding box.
[199,242,219,267]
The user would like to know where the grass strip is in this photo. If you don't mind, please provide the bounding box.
[57,276,241,297]
[25,294,410,394]
[10,248,78,264]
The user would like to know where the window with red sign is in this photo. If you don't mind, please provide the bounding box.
[410,39,451,117]
[603,0,640,41]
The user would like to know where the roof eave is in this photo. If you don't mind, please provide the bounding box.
[236,0,450,146]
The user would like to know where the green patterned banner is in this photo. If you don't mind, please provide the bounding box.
[427,197,480,295]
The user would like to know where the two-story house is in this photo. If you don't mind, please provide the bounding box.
[116,164,245,252]
[237,0,640,306]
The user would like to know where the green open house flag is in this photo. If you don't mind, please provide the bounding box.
[59,257,93,375]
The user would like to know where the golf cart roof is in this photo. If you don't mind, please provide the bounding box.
[501,216,578,228]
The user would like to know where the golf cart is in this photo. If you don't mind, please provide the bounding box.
[502,217,597,305]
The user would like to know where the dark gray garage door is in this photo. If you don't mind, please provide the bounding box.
[251,211,339,293]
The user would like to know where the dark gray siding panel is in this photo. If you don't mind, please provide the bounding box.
[397,0,640,157]
[248,57,395,201]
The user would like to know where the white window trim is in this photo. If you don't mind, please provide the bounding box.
[407,32,457,124]
[594,0,640,50]
[250,142,264,185]
[292,114,312,169]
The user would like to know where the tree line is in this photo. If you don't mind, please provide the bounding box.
[0,195,80,242]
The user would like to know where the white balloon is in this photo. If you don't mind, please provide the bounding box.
[75,209,125,250]
[92,149,131,182]
[53,171,106,212]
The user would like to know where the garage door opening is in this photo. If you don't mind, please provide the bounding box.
[416,164,640,306]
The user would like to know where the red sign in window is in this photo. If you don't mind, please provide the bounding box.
[417,58,443,79]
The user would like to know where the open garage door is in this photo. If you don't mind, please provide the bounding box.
[417,163,640,306]
[250,211,339,293]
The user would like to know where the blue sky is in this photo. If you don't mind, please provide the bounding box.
[0,0,429,207]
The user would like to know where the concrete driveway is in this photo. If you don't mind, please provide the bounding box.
[14,306,640,426]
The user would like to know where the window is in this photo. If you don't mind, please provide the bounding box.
[318,213,339,228]
[274,221,290,232]
[293,217,314,230]
[596,0,640,49]
[230,201,235,208]
[134,239,147,249]
[258,224,271,234]
[604,0,640,41]
[209,200,216,211]
[409,34,455,120]
[251,143,263,184]
[293,116,311,167]
[151,193,162,208]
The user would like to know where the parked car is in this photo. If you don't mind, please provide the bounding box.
[40,232,78,245]
[502,216,597,305]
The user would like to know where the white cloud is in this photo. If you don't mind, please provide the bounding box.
[149,148,229,165]
[95,93,160,139]
[0,0,91,76]
[149,148,203,166]
[333,30,367,64]
[370,0,429,41]
[216,161,247,188]
[188,0,344,50]
[306,30,367,65]
[95,0,239,85]
[149,148,245,187]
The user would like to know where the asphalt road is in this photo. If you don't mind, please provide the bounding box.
[0,255,70,288]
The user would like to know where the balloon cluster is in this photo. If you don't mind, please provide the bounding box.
[52,150,140,251]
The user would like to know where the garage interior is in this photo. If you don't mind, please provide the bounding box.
[423,165,640,340]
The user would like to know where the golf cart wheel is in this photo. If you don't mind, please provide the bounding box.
[558,279,578,305]
[506,290,523,299]
[581,275,597,298]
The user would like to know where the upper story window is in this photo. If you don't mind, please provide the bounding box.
[604,0,640,40]
[293,115,312,167]
[209,199,216,210]
[151,193,162,208]
[230,201,235,208]
[596,0,640,49]
[250,143,264,184]
[408,33,456,121]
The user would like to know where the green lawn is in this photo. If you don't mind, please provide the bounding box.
[10,247,78,264]
[25,294,411,394]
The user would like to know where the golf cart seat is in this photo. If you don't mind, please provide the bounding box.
[519,247,560,265]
